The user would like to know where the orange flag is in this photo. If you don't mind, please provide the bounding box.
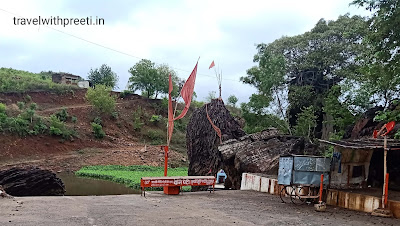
[173,62,198,120]
[168,74,174,144]
[209,60,215,69]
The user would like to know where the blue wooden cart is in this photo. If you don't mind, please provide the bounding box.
[278,155,331,204]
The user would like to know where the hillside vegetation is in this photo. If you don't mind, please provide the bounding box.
[0,68,78,93]
[0,68,193,171]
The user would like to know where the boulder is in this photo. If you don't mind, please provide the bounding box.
[0,167,65,196]
[218,130,319,189]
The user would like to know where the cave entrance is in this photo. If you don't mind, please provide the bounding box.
[367,148,400,191]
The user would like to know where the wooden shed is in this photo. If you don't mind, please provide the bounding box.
[320,139,400,189]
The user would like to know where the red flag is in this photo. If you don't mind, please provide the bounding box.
[173,62,198,120]
[168,74,174,143]
[209,60,215,69]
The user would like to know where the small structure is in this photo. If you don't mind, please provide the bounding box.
[278,155,330,186]
[52,73,81,86]
[319,138,400,189]
[77,80,90,88]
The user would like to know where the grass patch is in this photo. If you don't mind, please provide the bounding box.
[75,165,190,191]
[0,68,78,93]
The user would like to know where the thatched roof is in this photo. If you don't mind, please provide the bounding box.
[319,138,400,150]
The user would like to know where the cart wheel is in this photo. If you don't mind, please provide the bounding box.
[291,186,306,205]
[279,185,293,204]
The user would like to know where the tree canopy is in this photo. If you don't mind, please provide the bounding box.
[350,0,400,107]
[128,59,180,99]
[241,14,369,138]
[88,64,119,89]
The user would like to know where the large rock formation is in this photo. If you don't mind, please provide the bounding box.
[186,99,245,190]
[186,99,319,190]
[0,167,65,196]
[218,129,319,189]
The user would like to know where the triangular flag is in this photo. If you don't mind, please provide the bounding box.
[173,62,198,121]
[209,60,215,69]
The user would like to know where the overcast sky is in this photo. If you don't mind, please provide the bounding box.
[0,0,369,103]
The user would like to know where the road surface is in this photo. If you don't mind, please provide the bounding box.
[1,190,399,225]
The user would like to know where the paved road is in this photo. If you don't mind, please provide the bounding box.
[1,190,399,226]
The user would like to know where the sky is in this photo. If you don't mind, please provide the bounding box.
[0,0,370,103]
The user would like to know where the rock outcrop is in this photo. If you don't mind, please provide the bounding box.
[0,167,65,196]
[218,129,319,189]
[186,99,245,190]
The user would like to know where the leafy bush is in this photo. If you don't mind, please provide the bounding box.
[111,111,118,120]
[85,85,116,114]
[49,115,76,140]
[33,118,48,134]
[17,101,25,110]
[29,103,37,110]
[24,95,32,102]
[0,103,6,113]
[55,108,69,122]
[0,68,78,93]
[4,116,30,136]
[149,115,162,124]
[71,116,77,123]
[146,129,164,145]
[119,90,133,98]
[132,107,145,131]
[91,122,105,139]
[93,116,102,125]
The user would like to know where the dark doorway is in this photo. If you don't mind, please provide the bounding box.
[368,149,400,191]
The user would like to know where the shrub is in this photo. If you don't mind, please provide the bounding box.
[24,95,32,102]
[149,115,162,124]
[111,111,118,120]
[85,85,116,114]
[119,90,133,98]
[71,116,77,123]
[4,116,30,136]
[91,122,105,139]
[146,129,164,145]
[93,116,102,125]
[29,103,37,110]
[55,108,69,122]
[49,115,76,140]
[17,101,25,110]
[21,108,35,123]
[132,107,144,131]
[33,118,48,134]
[0,103,6,113]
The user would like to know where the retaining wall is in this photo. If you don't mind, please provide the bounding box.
[240,173,400,218]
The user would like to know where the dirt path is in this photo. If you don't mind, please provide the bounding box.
[1,190,398,226]
[38,102,130,112]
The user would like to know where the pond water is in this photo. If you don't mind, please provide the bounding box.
[57,173,141,196]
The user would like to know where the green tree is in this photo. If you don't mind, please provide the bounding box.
[88,64,119,89]
[293,106,317,140]
[351,0,400,108]
[242,15,368,137]
[227,95,238,107]
[85,85,116,114]
[128,60,179,99]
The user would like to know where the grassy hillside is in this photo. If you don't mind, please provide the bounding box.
[0,68,77,93]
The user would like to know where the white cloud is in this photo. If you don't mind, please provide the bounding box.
[0,0,371,103]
